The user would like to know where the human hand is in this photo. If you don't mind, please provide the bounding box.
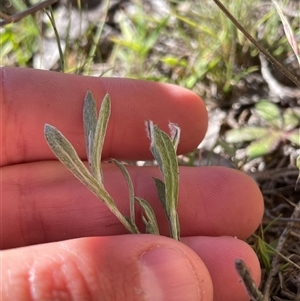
[1,67,264,301]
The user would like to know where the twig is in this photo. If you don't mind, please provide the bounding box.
[0,0,58,27]
[235,259,264,301]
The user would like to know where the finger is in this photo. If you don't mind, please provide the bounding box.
[1,235,214,301]
[2,162,263,249]
[182,236,261,301]
[1,67,207,166]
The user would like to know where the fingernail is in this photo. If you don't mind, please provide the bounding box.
[139,247,201,301]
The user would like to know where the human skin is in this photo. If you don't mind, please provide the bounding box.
[1,67,264,301]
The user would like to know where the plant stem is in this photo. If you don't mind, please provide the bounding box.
[169,211,180,241]
[110,205,140,234]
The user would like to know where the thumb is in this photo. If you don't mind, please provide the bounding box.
[1,235,213,301]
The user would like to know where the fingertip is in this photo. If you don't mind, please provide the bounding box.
[2,235,214,301]
[183,236,261,301]
[2,68,208,164]
[97,78,208,158]
[179,166,264,239]
[213,167,264,239]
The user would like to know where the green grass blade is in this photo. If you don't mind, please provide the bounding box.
[85,0,110,74]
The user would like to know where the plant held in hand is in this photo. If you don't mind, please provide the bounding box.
[44,91,181,240]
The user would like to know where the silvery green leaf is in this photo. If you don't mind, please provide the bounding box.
[91,93,111,184]
[44,124,115,207]
[83,90,97,167]
[112,159,139,233]
[151,124,179,210]
[135,197,160,235]
[146,120,180,240]
[153,177,166,211]
[168,122,180,151]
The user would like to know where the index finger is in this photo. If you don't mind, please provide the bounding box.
[1,68,207,166]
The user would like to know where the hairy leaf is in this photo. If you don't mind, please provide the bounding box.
[44,124,115,207]
[91,93,111,184]
[135,197,160,235]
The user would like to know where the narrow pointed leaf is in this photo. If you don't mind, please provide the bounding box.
[146,121,180,240]
[83,90,97,166]
[44,124,115,207]
[135,197,160,235]
[151,124,179,211]
[91,93,111,184]
[112,159,139,233]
